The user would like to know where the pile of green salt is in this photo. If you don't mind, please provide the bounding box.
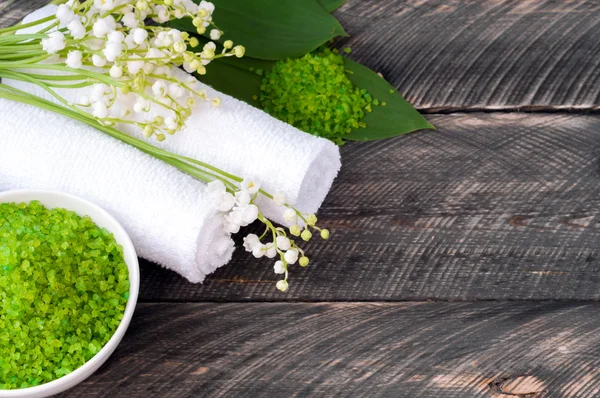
[0,201,129,390]
[259,47,377,144]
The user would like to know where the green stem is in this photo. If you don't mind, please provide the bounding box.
[0,52,47,61]
[13,72,88,81]
[0,44,43,52]
[0,34,49,43]
[0,64,117,85]
[0,54,51,65]
[0,16,55,34]
[37,21,60,35]
[0,85,243,190]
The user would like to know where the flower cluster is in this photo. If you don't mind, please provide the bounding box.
[0,1,329,293]
[26,0,244,140]
[208,178,329,292]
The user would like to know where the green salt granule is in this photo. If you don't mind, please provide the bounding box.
[0,201,129,390]
[259,47,374,144]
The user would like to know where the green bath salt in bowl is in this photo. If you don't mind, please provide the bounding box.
[0,200,130,390]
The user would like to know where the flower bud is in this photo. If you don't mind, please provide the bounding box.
[143,125,154,137]
[276,236,291,251]
[252,245,265,259]
[320,229,330,240]
[188,59,201,72]
[210,29,221,40]
[307,214,318,226]
[156,133,166,142]
[192,17,204,27]
[301,229,312,242]
[284,208,296,222]
[234,45,245,58]
[223,40,233,49]
[136,0,149,11]
[92,54,107,67]
[274,261,286,274]
[276,280,289,292]
[189,37,200,48]
[266,245,277,258]
[110,64,123,78]
[284,249,299,265]
[173,41,187,53]
[299,256,309,267]
[196,26,206,35]
[289,225,301,236]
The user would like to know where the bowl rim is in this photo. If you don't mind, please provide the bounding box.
[0,189,139,397]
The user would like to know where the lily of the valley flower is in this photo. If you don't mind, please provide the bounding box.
[206,177,330,292]
[1,0,245,141]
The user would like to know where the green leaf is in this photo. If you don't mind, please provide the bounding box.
[197,50,273,108]
[170,0,346,60]
[343,58,434,141]
[196,52,433,142]
[319,0,346,12]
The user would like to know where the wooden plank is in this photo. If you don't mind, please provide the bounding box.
[0,0,48,27]
[139,113,600,301]
[333,0,600,110]
[58,301,600,397]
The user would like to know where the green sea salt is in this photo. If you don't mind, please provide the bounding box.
[0,201,129,390]
[259,47,375,144]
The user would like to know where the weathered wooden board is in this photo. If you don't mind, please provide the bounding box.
[57,302,600,398]
[139,113,600,301]
[0,0,48,27]
[334,0,600,110]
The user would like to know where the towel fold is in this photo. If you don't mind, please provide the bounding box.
[10,4,342,226]
[0,98,234,283]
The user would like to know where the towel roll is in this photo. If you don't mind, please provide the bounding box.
[0,98,234,283]
[10,5,342,226]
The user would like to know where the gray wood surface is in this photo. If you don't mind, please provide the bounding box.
[4,1,600,398]
[58,302,600,398]
[335,0,600,110]
[140,113,600,301]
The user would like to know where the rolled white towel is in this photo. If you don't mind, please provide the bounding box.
[0,98,234,283]
[10,5,342,226]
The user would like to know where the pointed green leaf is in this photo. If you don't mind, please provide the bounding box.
[343,58,434,141]
[170,0,346,60]
[197,49,273,108]
[319,0,346,12]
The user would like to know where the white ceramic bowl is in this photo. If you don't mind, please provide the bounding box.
[0,189,139,398]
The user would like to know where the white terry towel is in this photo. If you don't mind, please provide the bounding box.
[10,5,342,226]
[0,98,235,283]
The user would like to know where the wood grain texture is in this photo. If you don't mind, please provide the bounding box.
[57,302,600,398]
[139,113,600,301]
[333,0,600,110]
[0,0,48,27]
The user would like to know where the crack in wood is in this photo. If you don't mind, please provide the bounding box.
[489,376,546,397]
